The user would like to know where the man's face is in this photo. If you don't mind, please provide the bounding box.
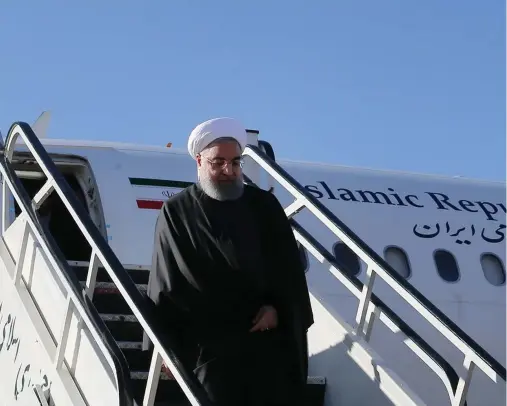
[197,140,244,201]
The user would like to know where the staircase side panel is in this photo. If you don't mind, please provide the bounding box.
[1,217,121,406]
[307,294,428,406]
[64,313,121,406]
[0,254,78,405]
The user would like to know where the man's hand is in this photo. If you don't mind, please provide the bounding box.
[161,362,174,379]
[249,305,278,332]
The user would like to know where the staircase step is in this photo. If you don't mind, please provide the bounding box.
[69,261,150,285]
[130,371,326,406]
[92,287,140,314]
[102,314,144,342]
[68,261,327,405]
[123,348,153,371]
[306,377,327,406]
[130,372,188,405]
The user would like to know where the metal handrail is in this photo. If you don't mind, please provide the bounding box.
[0,137,134,404]
[3,122,213,406]
[242,172,463,404]
[291,219,463,404]
[243,145,506,405]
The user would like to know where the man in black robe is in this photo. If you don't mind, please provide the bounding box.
[143,117,314,405]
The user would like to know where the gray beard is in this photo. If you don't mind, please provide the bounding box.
[199,174,244,201]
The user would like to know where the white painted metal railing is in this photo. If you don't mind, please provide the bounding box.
[0,138,131,405]
[1,122,213,406]
[290,220,459,399]
[243,145,506,406]
[33,385,50,406]
[3,119,503,406]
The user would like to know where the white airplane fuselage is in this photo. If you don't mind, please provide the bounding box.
[5,135,505,406]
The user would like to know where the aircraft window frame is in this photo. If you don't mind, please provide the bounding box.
[297,242,309,273]
[333,241,361,277]
[433,249,460,283]
[383,245,412,280]
[480,252,505,287]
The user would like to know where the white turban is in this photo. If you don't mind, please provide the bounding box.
[187,117,248,159]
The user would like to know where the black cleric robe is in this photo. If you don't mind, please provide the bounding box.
[142,182,314,403]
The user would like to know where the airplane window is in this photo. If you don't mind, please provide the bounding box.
[384,246,411,279]
[333,242,361,277]
[297,243,309,273]
[434,250,460,283]
[480,253,505,286]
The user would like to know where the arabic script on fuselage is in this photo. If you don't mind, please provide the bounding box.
[413,222,506,245]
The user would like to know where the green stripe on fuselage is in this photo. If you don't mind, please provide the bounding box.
[129,178,194,188]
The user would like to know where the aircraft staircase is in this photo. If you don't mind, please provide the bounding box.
[0,121,504,406]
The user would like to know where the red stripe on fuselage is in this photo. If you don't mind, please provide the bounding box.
[136,200,164,210]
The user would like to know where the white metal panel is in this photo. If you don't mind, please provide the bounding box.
[307,294,427,406]
[0,243,81,406]
[0,213,120,405]
[66,319,119,406]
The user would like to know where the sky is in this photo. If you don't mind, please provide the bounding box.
[0,1,505,181]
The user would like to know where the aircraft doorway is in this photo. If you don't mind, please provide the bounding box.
[14,174,91,262]
[11,158,107,264]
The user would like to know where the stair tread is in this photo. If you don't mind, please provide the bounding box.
[68,263,326,404]
[129,372,326,406]
[69,261,150,285]
[129,375,187,404]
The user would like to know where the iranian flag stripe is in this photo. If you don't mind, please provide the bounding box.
[136,200,164,210]
[129,177,194,188]
[131,178,194,210]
